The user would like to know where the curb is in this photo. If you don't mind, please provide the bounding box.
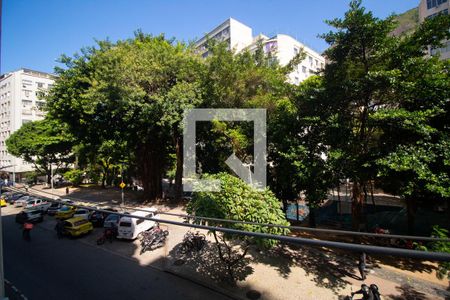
[4,279,28,300]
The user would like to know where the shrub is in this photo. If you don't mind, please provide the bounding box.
[64,169,85,186]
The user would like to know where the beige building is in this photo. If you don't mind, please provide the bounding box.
[0,68,54,181]
[419,0,450,59]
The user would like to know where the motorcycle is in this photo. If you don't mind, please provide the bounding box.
[346,284,381,300]
[96,228,116,245]
[140,226,169,254]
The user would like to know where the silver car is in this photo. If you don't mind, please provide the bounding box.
[15,195,33,207]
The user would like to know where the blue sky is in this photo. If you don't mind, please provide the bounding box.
[2,0,418,74]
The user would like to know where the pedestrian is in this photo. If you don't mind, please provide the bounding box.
[23,222,33,241]
[55,220,65,239]
[358,252,367,281]
[65,187,69,195]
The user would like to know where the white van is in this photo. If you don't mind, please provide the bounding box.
[117,208,160,240]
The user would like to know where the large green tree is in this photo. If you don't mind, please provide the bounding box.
[374,14,450,233]
[308,0,450,231]
[6,118,75,184]
[46,32,204,200]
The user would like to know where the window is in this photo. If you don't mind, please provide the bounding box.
[294,47,299,54]
[302,66,307,73]
[36,82,44,88]
[136,219,144,225]
[24,90,31,97]
[315,59,318,66]
[48,84,54,89]
[22,119,32,125]
[22,79,32,87]
[427,0,447,9]
[427,8,449,19]
[119,222,132,227]
[308,56,313,66]
[36,101,45,110]
[22,100,32,107]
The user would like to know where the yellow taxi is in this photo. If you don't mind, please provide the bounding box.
[55,205,76,219]
[0,198,6,207]
[63,217,93,237]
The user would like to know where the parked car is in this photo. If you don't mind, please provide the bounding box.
[15,196,33,207]
[62,217,93,237]
[47,203,62,216]
[73,208,90,220]
[89,211,107,227]
[117,208,159,240]
[7,193,25,204]
[60,198,75,205]
[0,192,13,200]
[15,209,44,224]
[24,198,52,212]
[55,205,76,219]
[103,214,121,229]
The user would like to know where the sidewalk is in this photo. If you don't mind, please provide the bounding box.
[19,185,450,299]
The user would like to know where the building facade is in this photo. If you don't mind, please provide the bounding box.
[195,18,325,84]
[419,0,450,59]
[195,18,253,58]
[0,68,54,181]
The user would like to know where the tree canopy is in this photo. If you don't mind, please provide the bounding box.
[6,118,75,183]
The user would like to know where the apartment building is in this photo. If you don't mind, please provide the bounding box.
[419,0,450,59]
[0,68,54,181]
[195,18,325,84]
[195,18,253,58]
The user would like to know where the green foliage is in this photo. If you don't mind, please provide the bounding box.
[64,169,85,186]
[419,226,450,279]
[46,33,204,199]
[23,171,38,185]
[6,118,75,182]
[187,173,290,248]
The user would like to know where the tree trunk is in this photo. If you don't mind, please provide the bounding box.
[406,196,417,235]
[47,165,52,185]
[337,183,341,215]
[137,139,164,201]
[370,179,376,213]
[174,133,183,202]
[309,207,316,228]
[351,181,365,231]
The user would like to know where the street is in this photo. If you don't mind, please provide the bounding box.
[1,206,231,300]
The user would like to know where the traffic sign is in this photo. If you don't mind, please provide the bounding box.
[119,182,126,189]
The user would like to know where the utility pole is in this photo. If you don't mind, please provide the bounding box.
[121,163,124,206]
[118,162,125,207]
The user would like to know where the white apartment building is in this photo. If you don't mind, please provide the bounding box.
[419,0,450,59]
[195,18,253,58]
[195,18,325,84]
[0,68,54,181]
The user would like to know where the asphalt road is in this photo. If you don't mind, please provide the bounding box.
[2,208,230,300]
